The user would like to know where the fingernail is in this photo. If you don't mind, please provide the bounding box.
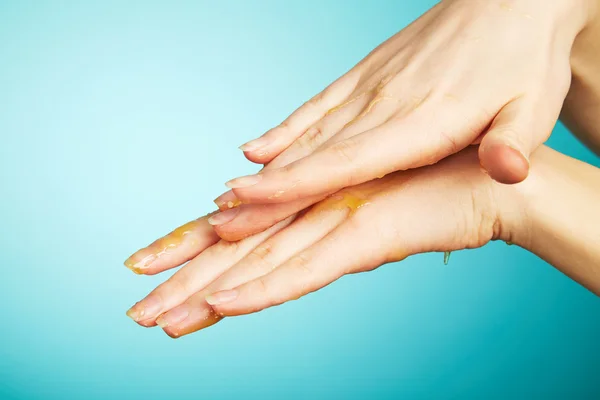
[225,174,262,189]
[207,207,241,226]
[213,190,242,210]
[205,289,238,306]
[239,136,273,152]
[156,306,190,328]
[124,253,157,274]
[125,295,163,322]
[505,143,529,165]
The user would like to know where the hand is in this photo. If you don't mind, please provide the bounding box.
[209,0,592,242]
[125,146,522,337]
[221,0,591,209]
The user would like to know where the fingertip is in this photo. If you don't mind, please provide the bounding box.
[161,311,222,338]
[242,149,277,164]
[479,143,529,184]
[162,328,183,339]
[137,318,158,328]
[213,225,252,242]
[239,133,282,164]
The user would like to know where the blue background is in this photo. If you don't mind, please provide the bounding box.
[1,1,599,399]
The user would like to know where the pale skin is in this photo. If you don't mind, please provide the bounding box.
[125,146,600,338]
[124,0,600,338]
[203,0,599,242]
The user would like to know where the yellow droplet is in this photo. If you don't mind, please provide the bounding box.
[443,251,451,265]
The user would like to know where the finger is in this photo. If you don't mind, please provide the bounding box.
[211,90,382,237]
[214,95,378,240]
[320,90,401,147]
[125,217,294,325]
[158,194,354,337]
[207,213,385,317]
[227,102,478,204]
[478,97,536,184]
[123,215,220,275]
[238,70,361,164]
[262,89,374,169]
[210,194,325,241]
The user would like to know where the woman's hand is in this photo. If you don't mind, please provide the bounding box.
[222,0,592,208]
[209,0,594,243]
[126,146,525,337]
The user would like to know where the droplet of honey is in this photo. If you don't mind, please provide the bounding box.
[443,251,451,265]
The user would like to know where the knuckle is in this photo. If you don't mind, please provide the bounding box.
[255,276,269,294]
[305,125,326,143]
[213,239,240,255]
[306,91,326,109]
[278,120,290,131]
[249,242,276,271]
[330,139,357,165]
[298,125,326,150]
[439,130,460,155]
[253,276,279,308]
[291,253,314,277]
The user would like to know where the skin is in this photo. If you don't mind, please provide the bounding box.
[125,146,600,338]
[124,0,600,338]
[562,0,600,153]
[202,0,599,243]
[212,0,595,228]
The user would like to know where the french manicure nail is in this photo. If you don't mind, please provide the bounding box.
[205,289,238,306]
[156,306,190,328]
[225,174,262,189]
[239,136,273,152]
[125,295,163,322]
[207,207,241,226]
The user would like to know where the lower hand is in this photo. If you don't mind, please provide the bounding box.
[125,146,524,337]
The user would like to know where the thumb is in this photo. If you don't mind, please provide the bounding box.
[479,97,542,184]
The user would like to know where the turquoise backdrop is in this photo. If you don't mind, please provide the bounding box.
[1,1,599,399]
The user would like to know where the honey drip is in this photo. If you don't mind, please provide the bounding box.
[443,251,451,265]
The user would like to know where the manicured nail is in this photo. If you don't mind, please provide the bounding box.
[125,295,162,322]
[205,289,238,306]
[213,190,242,210]
[239,136,273,152]
[225,174,262,189]
[505,143,529,165]
[124,253,157,274]
[156,306,190,328]
[207,207,241,226]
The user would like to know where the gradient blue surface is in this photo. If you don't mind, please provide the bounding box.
[1,1,599,399]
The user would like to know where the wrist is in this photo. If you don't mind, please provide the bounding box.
[489,146,557,248]
[493,145,600,295]
[570,0,600,79]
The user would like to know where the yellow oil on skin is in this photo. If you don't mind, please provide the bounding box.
[313,192,370,215]
[225,199,242,209]
[124,219,202,274]
[325,92,367,116]
[344,95,396,129]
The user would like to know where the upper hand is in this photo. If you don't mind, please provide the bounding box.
[227,0,588,202]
